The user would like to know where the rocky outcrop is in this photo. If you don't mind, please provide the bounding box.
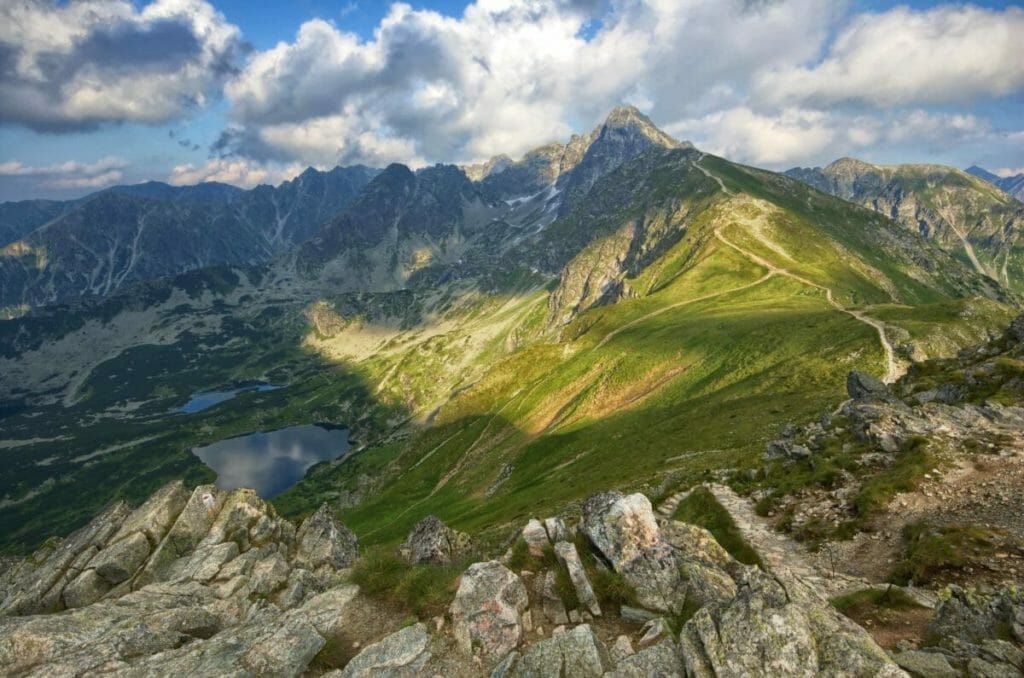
[339,622,431,677]
[678,568,905,677]
[504,624,610,677]
[0,481,363,676]
[450,560,529,663]
[398,515,471,565]
[553,541,601,617]
[295,504,359,573]
[847,370,890,400]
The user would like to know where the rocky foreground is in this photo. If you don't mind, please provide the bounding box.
[2,478,1022,677]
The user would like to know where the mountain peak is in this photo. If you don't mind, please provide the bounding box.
[599,105,684,150]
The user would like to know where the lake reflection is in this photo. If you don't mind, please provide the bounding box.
[178,383,280,414]
[192,424,349,498]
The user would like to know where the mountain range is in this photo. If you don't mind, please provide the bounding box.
[967,165,1024,201]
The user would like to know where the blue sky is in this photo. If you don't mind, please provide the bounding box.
[1,0,1022,200]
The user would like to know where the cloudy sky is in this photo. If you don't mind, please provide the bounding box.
[1,0,1022,200]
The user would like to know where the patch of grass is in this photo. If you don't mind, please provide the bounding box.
[852,436,932,519]
[673,487,763,567]
[831,586,926,616]
[347,547,462,618]
[891,521,1006,585]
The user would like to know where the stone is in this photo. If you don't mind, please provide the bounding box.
[541,569,569,625]
[340,623,431,677]
[847,370,889,400]
[677,570,904,677]
[399,515,470,565]
[508,624,609,677]
[491,651,520,678]
[608,638,684,677]
[297,585,360,637]
[62,569,111,609]
[91,531,152,584]
[893,650,958,678]
[109,480,191,547]
[544,517,571,543]
[1008,314,1024,343]
[764,440,812,461]
[522,519,550,557]
[295,504,359,572]
[638,618,671,648]
[927,586,1024,651]
[620,605,658,622]
[610,635,635,664]
[450,561,529,663]
[553,541,601,617]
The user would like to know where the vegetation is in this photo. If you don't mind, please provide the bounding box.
[672,487,763,567]
[891,522,1008,585]
[347,547,463,618]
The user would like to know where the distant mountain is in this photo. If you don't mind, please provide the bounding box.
[0,166,378,310]
[786,158,1024,292]
[967,165,1024,202]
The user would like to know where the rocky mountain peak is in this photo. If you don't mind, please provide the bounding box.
[599,105,684,151]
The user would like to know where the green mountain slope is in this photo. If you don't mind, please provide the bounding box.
[786,158,1024,293]
[0,112,1018,555]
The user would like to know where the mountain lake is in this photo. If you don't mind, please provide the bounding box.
[192,424,350,497]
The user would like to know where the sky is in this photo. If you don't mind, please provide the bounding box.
[0,0,1022,201]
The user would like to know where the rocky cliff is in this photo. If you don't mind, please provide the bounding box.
[6,473,1020,676]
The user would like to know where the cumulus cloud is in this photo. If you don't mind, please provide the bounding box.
[0,157,128,189]
[218,0,840,167]
[167,158,303,188]
[0,0,244,132]
[756,5,1024,108]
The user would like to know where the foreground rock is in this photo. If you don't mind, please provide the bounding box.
[398,515,471,565]
[339,622,431,677]
[450,560,529,664]
[0,483,361,675]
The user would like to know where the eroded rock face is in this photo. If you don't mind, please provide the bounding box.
[0,481,363,677]
[295,504,359,572]
[450,560,528,663]
[678,569,905,677]
[399,515,470,565]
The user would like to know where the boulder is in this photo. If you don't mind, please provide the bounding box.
[553,541,601,617]
[764,440,812,461]
[134,485,224,588]
[847,370,889,400]
[927,586,1024,650]
[399,515,470,565]
[108,480,191,547]
[677,569,905,677]
[522,519,550,557]
[893,650,958,678]
[541,569,570,625]
[340,623,431,677]
[91,531,152,584]
[610,635,635,664]
[608,638,684,677]
[544,517,571,543]
[450,561,529,663]
[295,504,359,571]
[506,624,609,677]
[62,569,111,609]
[1008,314,1024,343]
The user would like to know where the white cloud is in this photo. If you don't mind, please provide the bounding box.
[0,0,243,131]
[167,158,303,188]
[0,157,128,189]
[219,0,842,167]
[996,168,1024,178]
[757,5,1024,108]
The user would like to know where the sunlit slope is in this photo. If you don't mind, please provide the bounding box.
[276,150,1014,546]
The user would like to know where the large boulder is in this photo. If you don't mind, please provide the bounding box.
[580,492,727,614]
[295,504,359,572]
[450,561,528,663]
[339,622,431,677]
[607,638,684,677]
[134,485,225,588]
[678,569,905,677]
[90,531,152,584]
[505,624,609,677]
[399,515,470,565]
[847,370,889,400]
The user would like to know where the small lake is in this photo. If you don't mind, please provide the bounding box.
[178,383,281,414]
[191,424,349,498]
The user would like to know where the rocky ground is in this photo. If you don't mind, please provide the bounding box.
[1,477,1021,676]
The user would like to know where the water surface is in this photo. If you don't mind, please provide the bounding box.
[178,383,280,414]
[192,424,349,497]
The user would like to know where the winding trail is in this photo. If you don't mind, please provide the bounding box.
[694,155,901,384]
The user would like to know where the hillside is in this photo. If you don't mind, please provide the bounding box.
[0,166,378,311]
[0,108,1017,561]
[786,158,1024,293]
